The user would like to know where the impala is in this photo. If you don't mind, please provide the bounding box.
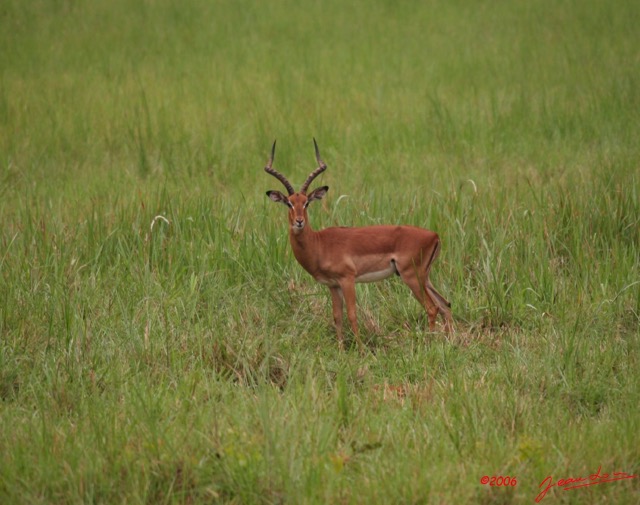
[265,139,453,348]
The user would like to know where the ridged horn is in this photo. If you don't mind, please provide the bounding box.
[263,140,295,195]
[300,138,327,194]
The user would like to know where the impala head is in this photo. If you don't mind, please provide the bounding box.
[265,139,329,234]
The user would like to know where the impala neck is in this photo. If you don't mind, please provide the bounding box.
[289,223,319,272]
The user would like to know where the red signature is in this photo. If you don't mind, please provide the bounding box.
[535,466,637,503]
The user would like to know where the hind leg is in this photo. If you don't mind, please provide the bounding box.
[398,268,440,331]
[427,281,453,333]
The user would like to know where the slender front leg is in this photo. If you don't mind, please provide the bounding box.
[329,286,345,350]
[339,278,364,351]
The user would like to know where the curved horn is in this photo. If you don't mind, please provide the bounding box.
[300,138,327,194]
[264,140,295,195]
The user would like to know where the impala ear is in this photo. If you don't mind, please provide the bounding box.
[266,190,289,205]
[307,186,329,202]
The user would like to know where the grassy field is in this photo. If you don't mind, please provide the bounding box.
[1,0,639,503]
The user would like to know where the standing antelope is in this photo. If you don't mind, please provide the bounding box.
[265,139,453,349]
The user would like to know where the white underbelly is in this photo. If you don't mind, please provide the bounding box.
[356,263,397,283]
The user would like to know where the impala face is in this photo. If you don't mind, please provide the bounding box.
[266,188,328,234]
[264,139,328,234]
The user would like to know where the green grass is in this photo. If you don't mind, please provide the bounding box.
[1,0,639,503]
